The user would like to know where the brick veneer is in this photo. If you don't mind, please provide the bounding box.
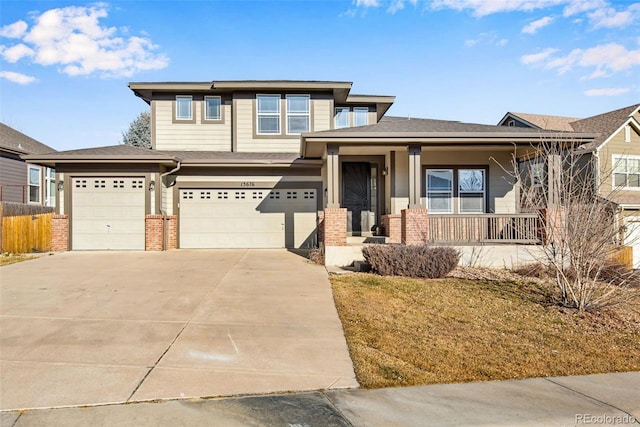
[538,207,566,245]
[382,214,402,243]
[51,214,69,251]
[323,208,347,246]
[401,208,429,245]
[145,215,177,251]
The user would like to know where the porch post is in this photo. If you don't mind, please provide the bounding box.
[548,154,561,206]
[326,144,340,208]
[408,144,422,208]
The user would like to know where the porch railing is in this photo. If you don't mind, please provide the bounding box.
[426,214,540,244]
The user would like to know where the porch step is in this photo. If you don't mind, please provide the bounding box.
[347,236,389,245]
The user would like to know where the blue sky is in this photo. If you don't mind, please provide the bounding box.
[1,0,639,151]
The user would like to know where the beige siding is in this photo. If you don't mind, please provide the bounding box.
[599,124,640,195]
[313,98,332,132]
[154,100,232,151]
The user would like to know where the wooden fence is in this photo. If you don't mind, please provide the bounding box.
[1,202,54,253]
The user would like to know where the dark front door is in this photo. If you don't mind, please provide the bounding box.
[342,162,370,235]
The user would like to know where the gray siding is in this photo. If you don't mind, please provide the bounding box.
[0,155,27,203]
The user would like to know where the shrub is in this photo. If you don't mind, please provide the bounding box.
[308,246,324,265]
[362,244,460,278]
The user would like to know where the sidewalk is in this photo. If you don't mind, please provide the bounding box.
[2,372,637,426]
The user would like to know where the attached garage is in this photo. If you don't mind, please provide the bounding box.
[625,216,640,269]
[72,177,146,250]
[179,188,317,248]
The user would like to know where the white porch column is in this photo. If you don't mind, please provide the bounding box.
[326,144,340,208]
[408,144,422,209]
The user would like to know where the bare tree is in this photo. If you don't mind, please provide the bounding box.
[122,111,151,148]
[515,137,638,311]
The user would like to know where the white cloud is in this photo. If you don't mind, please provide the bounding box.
[464,32,508,47]
[356,0,380,7]
[522,16,554,34]
[497,38,509,46]
[0,21,28,38]
[563,0,606,16]
[0,71,37,84]
[588,3,640,28]
[430,0,565,17]
[387,0,418,13]
[521,48,558,64]
[1,4,168,78]
[0,43,34,63]
[584,87,630,96]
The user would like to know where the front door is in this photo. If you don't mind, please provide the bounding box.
[342,162,375,235]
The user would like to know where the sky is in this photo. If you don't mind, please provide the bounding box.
[1,0,639,152]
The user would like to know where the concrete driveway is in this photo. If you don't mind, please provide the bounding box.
[0,250,357,410]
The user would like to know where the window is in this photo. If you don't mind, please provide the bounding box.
[508,120,515,127]
[28,167,40,203]
[353,107,369,127]
[614,156,640,188]
[175,96,192,120]
[204,96,221,120]
[530,162,544,188]
[45,168,56,207]
[426,167,487,214]
[286,95,310,134]
[427,170,453,213]
[458,169,485,213]
[335,107,350,128]
[257,95,280,134]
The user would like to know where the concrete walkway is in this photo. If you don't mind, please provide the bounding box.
[1,372,637,426]
[0,250,357,411]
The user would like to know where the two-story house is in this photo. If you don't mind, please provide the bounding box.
[1,123,57,207]
[26,80,597,267]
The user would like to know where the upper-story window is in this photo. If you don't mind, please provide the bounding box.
[175,96,192,120]
[353,107,369,127]
[29,166,41,203]
[335,107,350,128]
[286,95,310,134]
[257,95,281,134]
[204,96,221,120]
[613,156,640,188]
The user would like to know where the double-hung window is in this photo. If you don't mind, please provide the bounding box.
[335,107,350,128]
[286,95,310,134]
[204,96,221,120]
[28,166,41,203]
[426,168,486,214]
[353,107,369,126]
[614,156,640,188]
[175,96,192,120]
[257,95,281,134]
[45,167,56,207]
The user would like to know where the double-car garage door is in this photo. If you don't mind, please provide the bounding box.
[179,188,317,248]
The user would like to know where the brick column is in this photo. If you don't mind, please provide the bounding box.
[165,215,177,250]
[323,208,347,246]
[51,214,69,251]
[401,208,428,245]
[382,214,402,243]
[538,207,566,245]
[145,215,163,251]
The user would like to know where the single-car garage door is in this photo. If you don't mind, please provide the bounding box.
[72,177,146,250]
[179,188,317,248]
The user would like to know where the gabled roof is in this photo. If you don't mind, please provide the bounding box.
[498,112,580,131]
[0,123,57,155]
[570,103,640,150]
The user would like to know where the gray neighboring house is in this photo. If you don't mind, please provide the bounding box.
[0,123,57,206]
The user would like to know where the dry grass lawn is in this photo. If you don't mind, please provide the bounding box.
[331,271,640,389]
[0,253,36,266]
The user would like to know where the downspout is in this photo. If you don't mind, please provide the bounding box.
[159,162,182,251]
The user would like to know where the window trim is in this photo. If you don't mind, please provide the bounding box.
[426,169,454,214]
[423,165,489,214]
[625,125,632,143]
[353,107,369,127]
[204,96,222,121]
[285,94,310,135]
[45,167,56,207]
[256,94,281,135]
[613,155,640,191]
[457,169,486,214]
[173,95,195,123]
[28,166,41,204]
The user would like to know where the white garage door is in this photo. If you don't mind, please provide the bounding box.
[179,188,317,248]
[625,217,640,269]
[72,177,146,250]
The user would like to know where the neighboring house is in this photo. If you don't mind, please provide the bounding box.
[24,80,597,266]
[499,104,640,266]
[0,123,57,206]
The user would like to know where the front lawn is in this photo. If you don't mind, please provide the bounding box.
[330,270,640,389]
[0,253,36,266]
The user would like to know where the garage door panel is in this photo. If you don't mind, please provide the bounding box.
[180,188,317,249]
[72,177,145,250]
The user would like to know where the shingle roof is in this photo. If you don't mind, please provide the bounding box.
[505,113,581,131]
[161,151,300,162]
[50,144,173,157]
[570,104,640,149]
[0,123,57,154]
